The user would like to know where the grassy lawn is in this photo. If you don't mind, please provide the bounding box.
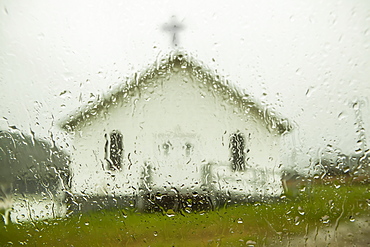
[1,180,369,246]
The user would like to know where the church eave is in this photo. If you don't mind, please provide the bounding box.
[60,50,293,134]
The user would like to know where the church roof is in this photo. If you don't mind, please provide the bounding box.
[59,49,293,134]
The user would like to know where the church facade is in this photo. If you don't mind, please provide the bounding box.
[60,50,292,208]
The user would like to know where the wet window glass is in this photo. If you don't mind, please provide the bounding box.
[105,131,123,170]
[230,132,246,171]
[1,0,369,246]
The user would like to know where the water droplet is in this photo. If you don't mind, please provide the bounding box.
[298,206,305,215]
[294,216,300,225]
[246,240,256,246]
[321,215,330,224]
[166,209,175,217]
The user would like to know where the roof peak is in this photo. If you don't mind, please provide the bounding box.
[59,49,293,134]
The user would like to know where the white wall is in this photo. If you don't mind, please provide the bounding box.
[67,68,283,198]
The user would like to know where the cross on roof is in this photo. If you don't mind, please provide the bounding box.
[162,16,184,47]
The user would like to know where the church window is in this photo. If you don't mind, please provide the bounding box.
[184,142,193,157]
[105,131,123,170]
[230,132,246,171]
[162,141,172,156]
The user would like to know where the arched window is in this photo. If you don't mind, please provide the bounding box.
[161,141,172,156]
[230,132,246,171]
[184,142,193,157]
[105,131,123,171]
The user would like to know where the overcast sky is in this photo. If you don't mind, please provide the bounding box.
[1,0,370,169]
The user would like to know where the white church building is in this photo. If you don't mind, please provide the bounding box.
[60,50,293,209]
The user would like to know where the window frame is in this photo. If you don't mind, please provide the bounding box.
[105,130,123,171]
[230,132,246,171]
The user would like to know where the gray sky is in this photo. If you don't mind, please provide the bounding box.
[1,0,370,168]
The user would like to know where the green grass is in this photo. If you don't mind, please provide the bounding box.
[1,182,369,246]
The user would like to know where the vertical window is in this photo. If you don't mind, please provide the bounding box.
[105,131,123,170]
[184,142,193,157]
[161,141,172,156]
[230,132,246,171]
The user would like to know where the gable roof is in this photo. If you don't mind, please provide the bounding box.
[59,49,293,134]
